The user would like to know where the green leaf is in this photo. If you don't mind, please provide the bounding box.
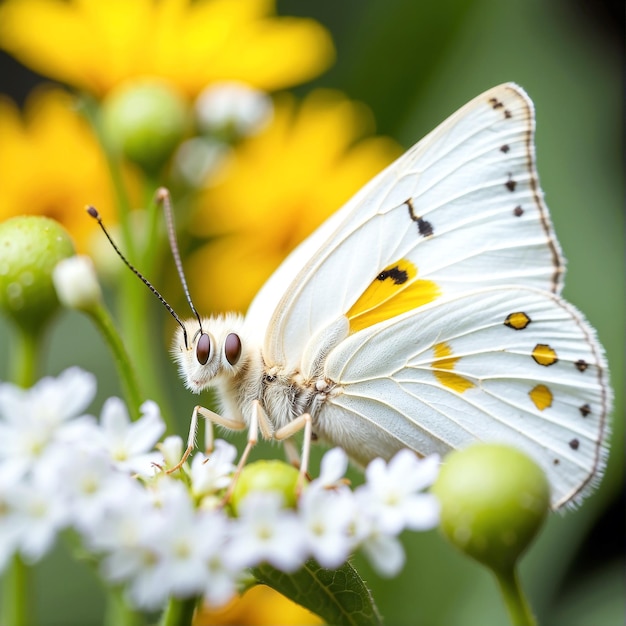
[252,560,383,626]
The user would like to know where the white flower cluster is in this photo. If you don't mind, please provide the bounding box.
[0,368,440,610]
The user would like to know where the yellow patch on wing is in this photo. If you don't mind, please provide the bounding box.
[532,343,558,366]
[432,342,475,393]
[529,384,553,410]
[504,311,531,330]
[347,259,440,333]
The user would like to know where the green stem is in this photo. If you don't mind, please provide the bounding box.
[0,555,31,626]
[159,596,199,626]
[494,567,536,626]
[103,587,145,626]
[79,95,135,259]
[3,326,39,626]
[9,324,40,388]
[87,303,144,421]
[116,181,175,428]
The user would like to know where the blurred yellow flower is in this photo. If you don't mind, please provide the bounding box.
[0,0,334,98]
[188,89,402,314]
[196,584,323,625]
[0,87,125,252]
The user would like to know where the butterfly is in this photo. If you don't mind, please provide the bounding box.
[161,83,611,511]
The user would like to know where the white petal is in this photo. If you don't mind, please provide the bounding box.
[318,447,349,486]
[362,534,405,577]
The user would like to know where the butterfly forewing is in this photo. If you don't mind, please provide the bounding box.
[253,84,564,370]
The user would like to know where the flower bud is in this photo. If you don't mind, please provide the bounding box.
[196,81,272,140]
[0,216,75,333]
[432,444,550,573]
[52,255,102,311]
[101,79,190,173]
[231,460,300,513]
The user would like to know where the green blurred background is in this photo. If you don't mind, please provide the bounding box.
[0,0,623,624]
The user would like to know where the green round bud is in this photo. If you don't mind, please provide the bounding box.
[231,460,300,513]
[432,444,550,573]
[0,216,75,333]
[101,79,189,173]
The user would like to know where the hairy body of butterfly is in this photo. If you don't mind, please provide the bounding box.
[172,83,611,511]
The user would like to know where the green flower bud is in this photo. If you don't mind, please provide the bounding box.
[101,79,190,173]
[0,216,75,333]
[231,460,300,513]
[432,444,550,573]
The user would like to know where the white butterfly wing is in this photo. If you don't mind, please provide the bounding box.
[242,82,610,509]
[246,83,564,371]
[321,286,610,510]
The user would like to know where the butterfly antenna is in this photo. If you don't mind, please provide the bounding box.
[86,205,190,348]
[156,187,204,334]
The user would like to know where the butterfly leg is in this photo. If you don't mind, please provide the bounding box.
[219,400,273,504]
[282,438,302,469]
[166,405,246,473]
[274,413,312,495]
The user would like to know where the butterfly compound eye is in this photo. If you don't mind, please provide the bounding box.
[196,333,211,365]
[225,333,242,365]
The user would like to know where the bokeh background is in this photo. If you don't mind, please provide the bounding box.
[0,0,623,624]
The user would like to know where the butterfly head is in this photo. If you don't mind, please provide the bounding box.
[172,313,249,393]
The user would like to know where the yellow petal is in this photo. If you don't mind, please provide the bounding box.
[0,0,334,97]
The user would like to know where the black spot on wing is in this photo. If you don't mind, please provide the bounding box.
[405,198,434,237]
[377,266,409,285]
[505,173,517,192]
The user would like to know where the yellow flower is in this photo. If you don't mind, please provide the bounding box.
[195,584,323,625]
[0,87,129,252]
[0,0,334,98]
[188,89,402,314]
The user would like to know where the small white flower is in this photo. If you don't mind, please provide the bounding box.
[228,492,307,573]
[1,367,96,429]
[196,81,273,136]
[4,466,70,563]
[0,368,96,475]
[150,486,236,603]
[357,451,440,534]
[83,478,154,554]
[202,554,238,608]
[190,439,237,498]
[54,448,132,530]
[93,482,167,607]
[298,486,356,569]
[89,398,165,476]
[137,483,209,603]
[53,255,102,310]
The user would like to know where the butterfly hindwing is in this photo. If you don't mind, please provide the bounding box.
[322,286,610,509]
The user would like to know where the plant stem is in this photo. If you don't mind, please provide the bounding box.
[0,555,31,626]
[103,587,145,626]
[116,181,174,427]
[88,303,144,421]
[10,325,39,389]
[159,596,199,626]
[3,325,40,626]
[494,566,536,626]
